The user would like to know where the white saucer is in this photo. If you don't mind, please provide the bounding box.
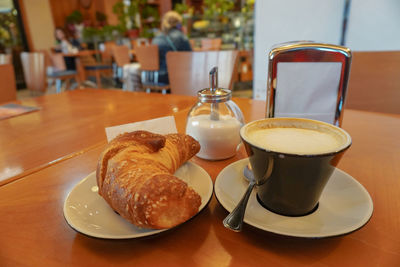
[64,162,213,239]
[215,158,373,238]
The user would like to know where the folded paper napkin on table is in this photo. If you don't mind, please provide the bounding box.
[105,116,177,142]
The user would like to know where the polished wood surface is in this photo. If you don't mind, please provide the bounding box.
[0,89,202,184]
[346,51,400,114]
[0,64,17,103]
[166,51,239,95]
[0,91,399,265]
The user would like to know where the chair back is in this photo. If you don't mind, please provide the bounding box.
[0,64,17,103]
[131,38,150,50]
[166,50,239,96]
[135,44,159,71]
[20,52,47,92]
[201,38,222,51]
[0,54,12,64]
[101,41,116,64]
[48,52,67,71]
[112,45,131,67]
[78,50,98,66]
[346,51,400,114]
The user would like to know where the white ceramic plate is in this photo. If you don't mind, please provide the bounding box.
[215,158,373,238]
[64,162,213,239]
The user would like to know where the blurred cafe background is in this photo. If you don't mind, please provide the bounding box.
[1,1,400,265]
[0,0,399,110]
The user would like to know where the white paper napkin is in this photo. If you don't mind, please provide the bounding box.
[105,116,177,142]
[274,62,342,124]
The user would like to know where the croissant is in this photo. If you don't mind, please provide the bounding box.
[96,130,202,229]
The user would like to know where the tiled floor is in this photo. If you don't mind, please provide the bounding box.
[17,86,59,100]
[16,89,33,100]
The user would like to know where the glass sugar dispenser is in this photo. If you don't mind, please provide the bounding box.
[186,67,245,160]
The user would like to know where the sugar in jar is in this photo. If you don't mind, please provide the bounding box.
[186,87,244,160]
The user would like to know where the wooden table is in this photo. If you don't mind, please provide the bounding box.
[1,90,399,266]
[0,89,216,185]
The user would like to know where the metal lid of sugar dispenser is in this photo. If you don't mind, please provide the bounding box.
[198,67,232,103]
[198,88,232,103]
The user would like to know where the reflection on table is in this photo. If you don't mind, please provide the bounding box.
[0,89,399,265]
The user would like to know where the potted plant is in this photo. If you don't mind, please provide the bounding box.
[65,10,84,38]
[95,11,108,27]
[174,3,194,36]
[139,4,159,38]
[203,0,234,20]
[113,0,142,39]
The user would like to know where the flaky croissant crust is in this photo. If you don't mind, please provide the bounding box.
[96,131,201,229]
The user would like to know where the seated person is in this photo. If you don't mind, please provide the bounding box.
[54,27,80,70]
[152,11,192,84]
[54,27,79,54]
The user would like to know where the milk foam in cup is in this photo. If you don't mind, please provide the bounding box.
[244,123,347,155]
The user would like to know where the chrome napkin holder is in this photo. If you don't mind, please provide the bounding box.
[266,41,352,126]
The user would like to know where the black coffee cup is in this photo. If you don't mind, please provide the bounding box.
[240,118,352,216]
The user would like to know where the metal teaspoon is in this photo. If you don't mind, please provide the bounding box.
[223,164,255,232]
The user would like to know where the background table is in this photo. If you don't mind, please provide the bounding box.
[0,90,399,266]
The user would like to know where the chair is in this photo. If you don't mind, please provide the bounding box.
[135,44,169,94]
[101,41,116,65]
[0,64,17,103]
[0,54,12,64]
[131,38,150,50]
[76,50,113,88]
[166,50,239,96]
[21,52,79,94]
[130,38,150,62]
[200,38,222,51]
[345,51,400,114]
[112,45,139,90]
[112,45,131,68]
[47,52,80,93]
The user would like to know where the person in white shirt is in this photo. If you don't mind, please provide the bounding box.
[55,27,79,54]
[54,27,79,70]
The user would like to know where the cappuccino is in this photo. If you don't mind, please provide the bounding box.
[242,118,350,155]
[246,127,341,154]
[240,118,352,216]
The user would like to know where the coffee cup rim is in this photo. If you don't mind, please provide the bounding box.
[240,117,352,157]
